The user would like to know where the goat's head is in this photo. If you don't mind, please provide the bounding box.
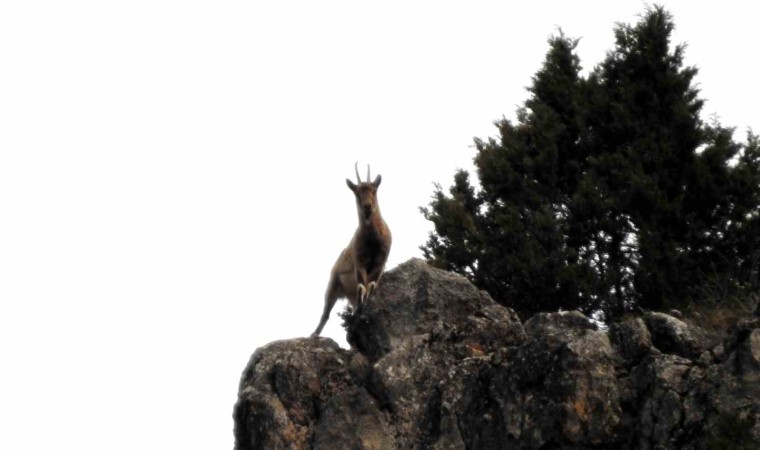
[346,162,382,221]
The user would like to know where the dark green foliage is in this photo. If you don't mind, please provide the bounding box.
[421,6,760,320]
[587,7,706,314]
[423,32,593,316]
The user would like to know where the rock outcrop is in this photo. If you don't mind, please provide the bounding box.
[233,259,760,449]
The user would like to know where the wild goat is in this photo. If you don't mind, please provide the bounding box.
[311,163,392,337]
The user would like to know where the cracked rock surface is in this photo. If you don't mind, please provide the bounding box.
[233,259,760,449]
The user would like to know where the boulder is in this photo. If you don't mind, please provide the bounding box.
[491,311,623,448]
[644,312,706,360]
[610,317,657,367]
[345,259,525,361]
[233,259,760,449]
[233,338,394,450]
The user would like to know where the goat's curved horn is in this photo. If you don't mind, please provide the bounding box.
[355,161,361,183]
[367,165,371,183]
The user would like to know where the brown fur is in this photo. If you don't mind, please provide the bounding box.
[312,166,392,337]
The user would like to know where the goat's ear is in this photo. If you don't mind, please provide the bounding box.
[346,179,357,192]
[373,174,382,188]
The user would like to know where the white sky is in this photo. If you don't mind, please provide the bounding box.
[1,1,757,448]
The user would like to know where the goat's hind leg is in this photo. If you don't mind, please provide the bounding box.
[312,279,340,337]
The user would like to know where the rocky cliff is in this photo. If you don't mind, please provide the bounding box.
[233,259,760,449]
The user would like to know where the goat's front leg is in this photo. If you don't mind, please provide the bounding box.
[355,267,369,305]
[366,281,378,299]
[365,265,385,300]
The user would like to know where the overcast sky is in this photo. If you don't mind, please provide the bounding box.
[1,1,758,448]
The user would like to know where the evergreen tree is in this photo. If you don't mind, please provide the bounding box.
[733,134,760,295]
[420,170,483,280]
[585,6,705,313]
[423,34,591,316]
[421,7,759,320]
[588,7,759,311]
[689,130,760,301]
